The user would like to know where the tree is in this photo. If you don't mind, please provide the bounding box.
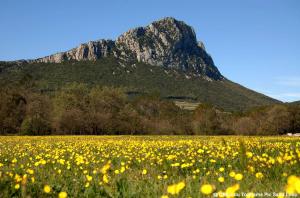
[20,93,52,135]
[0,88,27,134]
[288,105,300,133]
[259,105,290,135]
[232,117,257,135]
[52,83,90,134]
[192,104,221,135]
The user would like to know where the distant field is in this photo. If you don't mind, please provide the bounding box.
[0,136,300,197]
[174,101,201,110]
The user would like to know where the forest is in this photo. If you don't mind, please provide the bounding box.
[0,79,300,136]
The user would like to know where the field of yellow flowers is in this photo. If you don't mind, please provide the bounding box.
[0,136,300,197]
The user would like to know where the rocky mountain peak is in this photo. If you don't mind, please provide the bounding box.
[29,17,223,80]
[115,17,200,64]
[115,17,222,79]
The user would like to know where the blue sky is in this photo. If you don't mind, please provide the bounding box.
[0,0,299,102]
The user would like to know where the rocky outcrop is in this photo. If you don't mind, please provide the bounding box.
[33,40,115,63]
[30,17,223,80]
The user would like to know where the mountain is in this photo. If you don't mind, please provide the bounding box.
[0,17,280,111]
[291,101,300,105]
[31,17,222,80]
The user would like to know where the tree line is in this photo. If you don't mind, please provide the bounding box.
[0,82,299,135]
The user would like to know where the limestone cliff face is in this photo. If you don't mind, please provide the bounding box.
[31,17,223,80]
[34,40,115,63]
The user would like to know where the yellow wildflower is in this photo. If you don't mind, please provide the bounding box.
[101,161,111,174]
[229,171,236,177]
[226,184,240,198]
[14,183,20,190]
[255,172,264,179]
[235,173,243,181]
[43,185,51,193]
[167,181,185,195]
[103,174,109,184]
[285,175,300,194]
[58,191,68,198]
[142,169,147,175]
[200,184,214,195]
[218,176,225,183]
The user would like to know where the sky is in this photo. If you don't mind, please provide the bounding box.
[0,0,299,102]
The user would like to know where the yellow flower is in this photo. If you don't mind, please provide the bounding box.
[161,195,169,198]
[14,183,20,190]
[287,175,299,185]
[219,167,225,172]
[101,161,111,174]
[27,169,34,175]
[14,174,22,182]
[41,159,46,165]
[248,166,255,172]
[142,169,147,175]
[229,171,236,177]
[200,184,214,195]
[120,166,126,173]
[43,185,51,193]
[218,176,225,183]
[226,184,240,198]
[255,172,264,179]
[282,173,288,177]
[285,175,300,194]
[235,173,243,181]
[167,181,185,195]
[58,191,68,198]
[86,175,92,182]
[103,174,109,184]
[246,152,253,158]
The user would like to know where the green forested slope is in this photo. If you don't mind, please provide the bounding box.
[0,58,280,111]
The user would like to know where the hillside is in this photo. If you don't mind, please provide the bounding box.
[0,57,279,111]
[291,101,300,105]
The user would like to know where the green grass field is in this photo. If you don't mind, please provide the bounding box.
[0,136,299,197]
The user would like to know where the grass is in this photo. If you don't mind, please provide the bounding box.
[0,136,299,197]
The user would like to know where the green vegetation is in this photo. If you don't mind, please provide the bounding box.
[0,81,299,136]
[291,101,300,105]
[0,57,279,111]
[1,58,297,136]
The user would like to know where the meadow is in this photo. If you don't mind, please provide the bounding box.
[0,136,299,197]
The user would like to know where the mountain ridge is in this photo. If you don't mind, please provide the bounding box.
[0,17,281,111]
[17,17,223,80]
